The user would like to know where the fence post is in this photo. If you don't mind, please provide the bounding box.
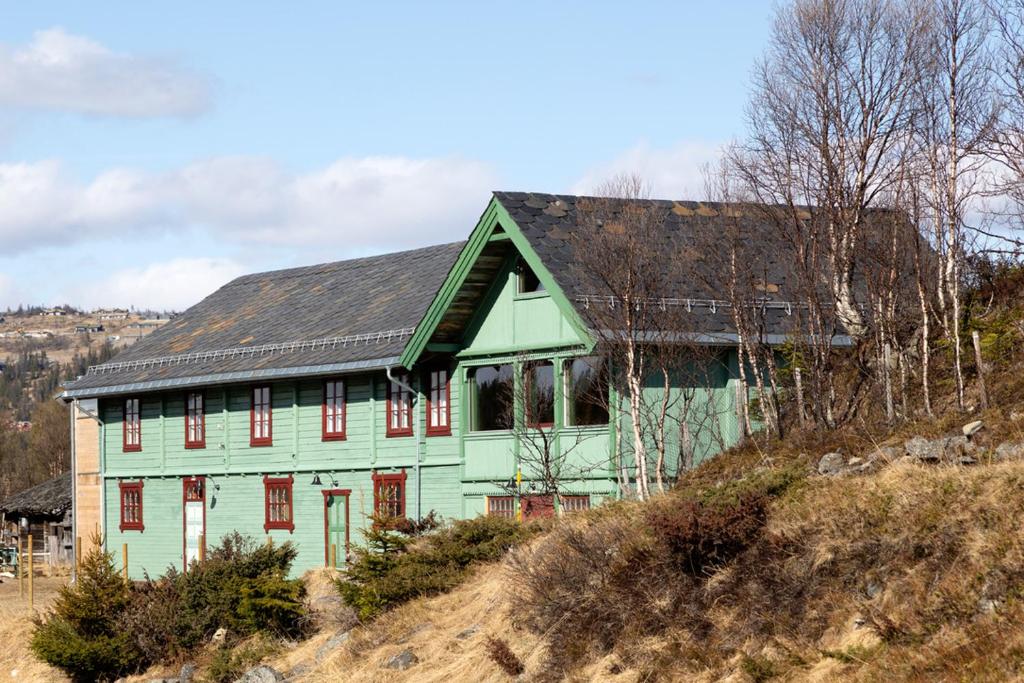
[122,543,128,582]
[75,536,82,571]
[17,535,23,598]
[330,543,337,569]
[27,534,33,610]
[972,330,990,411]
[198,535,205,563]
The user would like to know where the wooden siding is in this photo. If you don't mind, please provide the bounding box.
[73,401,102,554]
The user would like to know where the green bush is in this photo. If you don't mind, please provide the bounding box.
[31,543,142,682]
[338,513,532,620]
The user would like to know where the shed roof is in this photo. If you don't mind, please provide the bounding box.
[0,472,72,519]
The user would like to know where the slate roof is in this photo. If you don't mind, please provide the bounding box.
[494,191,841,342]
[63,242,465,397]
[0,472,72,519]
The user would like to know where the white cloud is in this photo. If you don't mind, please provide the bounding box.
[75,257,247,311]
[0,27,210,117]
[572,140,725,199]
[0,155,498,254]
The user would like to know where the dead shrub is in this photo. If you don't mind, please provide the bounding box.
[485,636,524,677]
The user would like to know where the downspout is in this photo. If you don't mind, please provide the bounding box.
[386,366,421,520]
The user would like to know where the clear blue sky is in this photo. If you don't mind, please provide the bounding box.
[0,1,775,310]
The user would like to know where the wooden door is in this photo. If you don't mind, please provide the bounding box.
[322,489,350,567]
[183,477,205,568]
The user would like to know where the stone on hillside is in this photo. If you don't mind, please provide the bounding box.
[147,678,179,683]
[905,436,941,461]
[994,441,1024,461]
[233,665,284,683]
[211,627,228,644]
[817,452,844,475]
[1010,410,1024,422]
[847,457,864,467]
[180,664,197,683]
[963,420,984,437]
[384,649,419,670]
[315,629,351,663]
[456,624,480,640]
[977,598,1000,614]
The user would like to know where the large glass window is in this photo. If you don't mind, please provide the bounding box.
[386,375,413,437]
[250,386,272,446]
[525,361,555,427]
[123,398,141,452]
[185,392,205,448]
[469,364,514,431]
[426,368,450,436]
[565,356,610,426]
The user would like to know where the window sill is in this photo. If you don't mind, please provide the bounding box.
[184,443,206,450]
[385,431,414,438]
[123,446,141,453]
[250,440,273,448]
[322,434,347,442]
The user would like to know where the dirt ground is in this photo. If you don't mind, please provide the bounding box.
[0,574,67,682]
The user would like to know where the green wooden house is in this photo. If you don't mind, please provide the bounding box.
[61,192,838,578]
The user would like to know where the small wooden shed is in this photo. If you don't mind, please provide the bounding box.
[0,472,73,567]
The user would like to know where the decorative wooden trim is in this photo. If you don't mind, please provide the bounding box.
[263,474,294,532]
[184,391,206,449]
[119,480,144,532]
[123,397,141,452]
[250,385,273,447]
[425,365,452,437]
[385,376,414,437]
[181,476,206,568]
[322,379,347,441]
[372,469,407,518]
[321,488,352,566]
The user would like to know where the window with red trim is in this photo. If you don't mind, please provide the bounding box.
[323,380,346,441]
[263,475,294,532]
[251,386,272,446]
[386,375,413,437]
[119,481,144,531]
[487,496,515,519]
[185,392,205,448]
[123,398,141,452]
[560,495,591,513]
[426,367,450,436]
[373,470,406,518]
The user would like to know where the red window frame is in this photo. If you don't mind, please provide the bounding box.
[487,495,515,519]
[184,391,206,449]
[425,366,451,436]
[123,397,141,452]
[263,475,294,532]
[119,480,144,532]
[322,379,346,441]
[250,386,273,447]
[372,470,407,518]
[385,375,413,437]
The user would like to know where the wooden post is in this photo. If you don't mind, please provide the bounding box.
[198,535,205,563]
[27,534,33,610]
[330,543,337,569]
[972,330,990,411]
[75,536,82,571]
[17,535,23,598]
[122,543,128,582]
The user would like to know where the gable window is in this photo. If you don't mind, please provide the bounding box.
[322,380,346,441]
[469,364,514,431]
[185,392,205,448]
[119,481,144,532]
[250,386,272,446]
[487,496,515,519]
[517,260,546,294]
[525,361,555,428]
[123,398,141,452]
[426,367,451,436]
[373,470,406,518]
[386,375,413,437]
[565,357,610,426]
[263,475,294,532]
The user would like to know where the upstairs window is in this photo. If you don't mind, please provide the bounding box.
[123,398,141,452]
[386,375,413,437]
[250,386,272,446]
[263,475,294,532]
[565,357,610,426]
[323,379,346,440]
[426,367,451,436]
[185,392,205,448]
[119,481,144,531]
[525,361,555,428]
[469,364,514,431]
[373,470,406,519]
[517,260,545,294]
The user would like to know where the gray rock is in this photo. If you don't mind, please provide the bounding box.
[905,436,941,461]
[864,581,883,599]
[456,624,480,640]
[847,457,864,467]
[396,623,430,644]
[285,662,311,681]
[148,678,179,683]
[384,649,419,670]
[817,452,844,475]
[180,663,197,683]
[978,598,1000,614]
[873,445,902,461]
[1010,410,1024,422]
[994,441,1024,461]
[315,629,351,663]
[211,627,228,644]
[234,666,284,683]
[963,420,985,437]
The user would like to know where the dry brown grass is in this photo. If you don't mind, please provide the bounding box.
[0,575,67,682]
